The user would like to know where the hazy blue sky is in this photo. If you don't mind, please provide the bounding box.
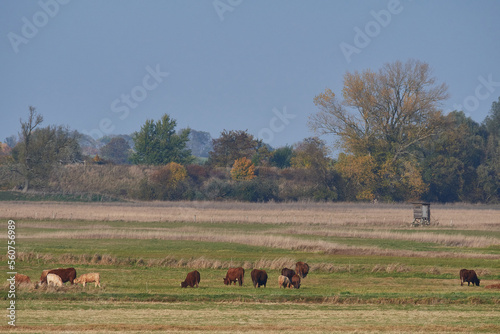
[1,0,499,149]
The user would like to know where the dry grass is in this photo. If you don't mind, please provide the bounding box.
[2,201,499,229]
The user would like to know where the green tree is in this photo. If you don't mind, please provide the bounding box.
[421,111,485,202]
[100,137,131,164]
[269,145,293,168]
[208,130,261,167]
[11,107,82,191]
[131,114,193,165]
[310,59,449,201]
[476,97,500,202]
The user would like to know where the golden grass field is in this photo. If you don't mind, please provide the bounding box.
[1,200,500,333]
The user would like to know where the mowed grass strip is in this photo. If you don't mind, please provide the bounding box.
[11,301,500,333]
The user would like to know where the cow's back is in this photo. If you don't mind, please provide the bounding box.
[295,262,309,278]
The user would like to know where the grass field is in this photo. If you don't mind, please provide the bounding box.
[1,201,500,333]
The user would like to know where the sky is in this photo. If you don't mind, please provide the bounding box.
[1,0,499,150]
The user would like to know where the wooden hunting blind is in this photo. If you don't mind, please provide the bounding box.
[411,202,430,226]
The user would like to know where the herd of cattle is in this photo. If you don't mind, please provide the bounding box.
[181,261,310,289]
[13,267,101,288]
[14,264,488,290]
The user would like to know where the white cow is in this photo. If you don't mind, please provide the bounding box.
[47,273,63,287]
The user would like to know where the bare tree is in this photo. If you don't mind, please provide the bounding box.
[18,107,43,191]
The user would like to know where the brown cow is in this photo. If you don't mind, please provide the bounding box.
[181,270,200,288]
[460,269,480,286]
[291,274,301,289]
[251,269,268,288]
[281,268,295,280]
[15,273,31,285]
[278,275,291,288]
[223,267,244,286]
[295,262,310,278]
[41,268,77,285]
[75,273,101,287]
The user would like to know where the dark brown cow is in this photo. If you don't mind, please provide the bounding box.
[41,268,77,285]
[181,270,200,288]
[15,273,31,285]
[281,268,295,280]
[223,267,245,286]
[295,262,310,278]
[460,269,480,286]
[251,269,268,288]
[291,274,301,289]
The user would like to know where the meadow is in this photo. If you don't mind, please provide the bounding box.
[1,201,500,333]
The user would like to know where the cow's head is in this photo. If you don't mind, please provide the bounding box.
[476,278,481,286]
[181,281,188,288]
[73,278,80,284]
[223,277,229,285]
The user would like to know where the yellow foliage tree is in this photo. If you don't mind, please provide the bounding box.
[230,157,256,181]
[151,162,187,188]
[335,153,377,201]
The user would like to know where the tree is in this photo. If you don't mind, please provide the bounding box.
[100,137,131,164]
[131,114,193,165]
[269,145,293,169]
[421,111,485,202]
[310,59,449,201]
[11,107,82,191]
[187,130,213,158]
[208,130,261,167]
[230,157,256,181]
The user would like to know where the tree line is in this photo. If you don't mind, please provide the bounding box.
[1,60,499,203]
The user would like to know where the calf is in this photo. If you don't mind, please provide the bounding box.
[223,267,245,286]
[75,273,101,287]
[281,268,295,280]
[460,269,480,286]
[251,269,268,288]
[15,273,31,285]
[291,274,301,289]
[278,275,291,288]
[47,273,63,287]
[181,270,200,288]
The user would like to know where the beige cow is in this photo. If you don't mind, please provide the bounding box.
[74,273,101,287]
[47,273,63,287]
[278,275,291,288]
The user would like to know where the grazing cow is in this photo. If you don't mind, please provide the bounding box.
[251,269,268,288]
[15,273,31,285]
[278,275,291,288]
[74,273,101,288]
[281,268,295,280]
[41,268,77,285]
[295,262,310,278]
[460,269,480,286]
[181,270,200,288]
[291,274,301,289]
[47,273,63,287]
[223,267,245,286]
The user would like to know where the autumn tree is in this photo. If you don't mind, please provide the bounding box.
[310,59,449,201]
[208,130,261,167]
[230,157,256,181]
[131,114,193,165]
